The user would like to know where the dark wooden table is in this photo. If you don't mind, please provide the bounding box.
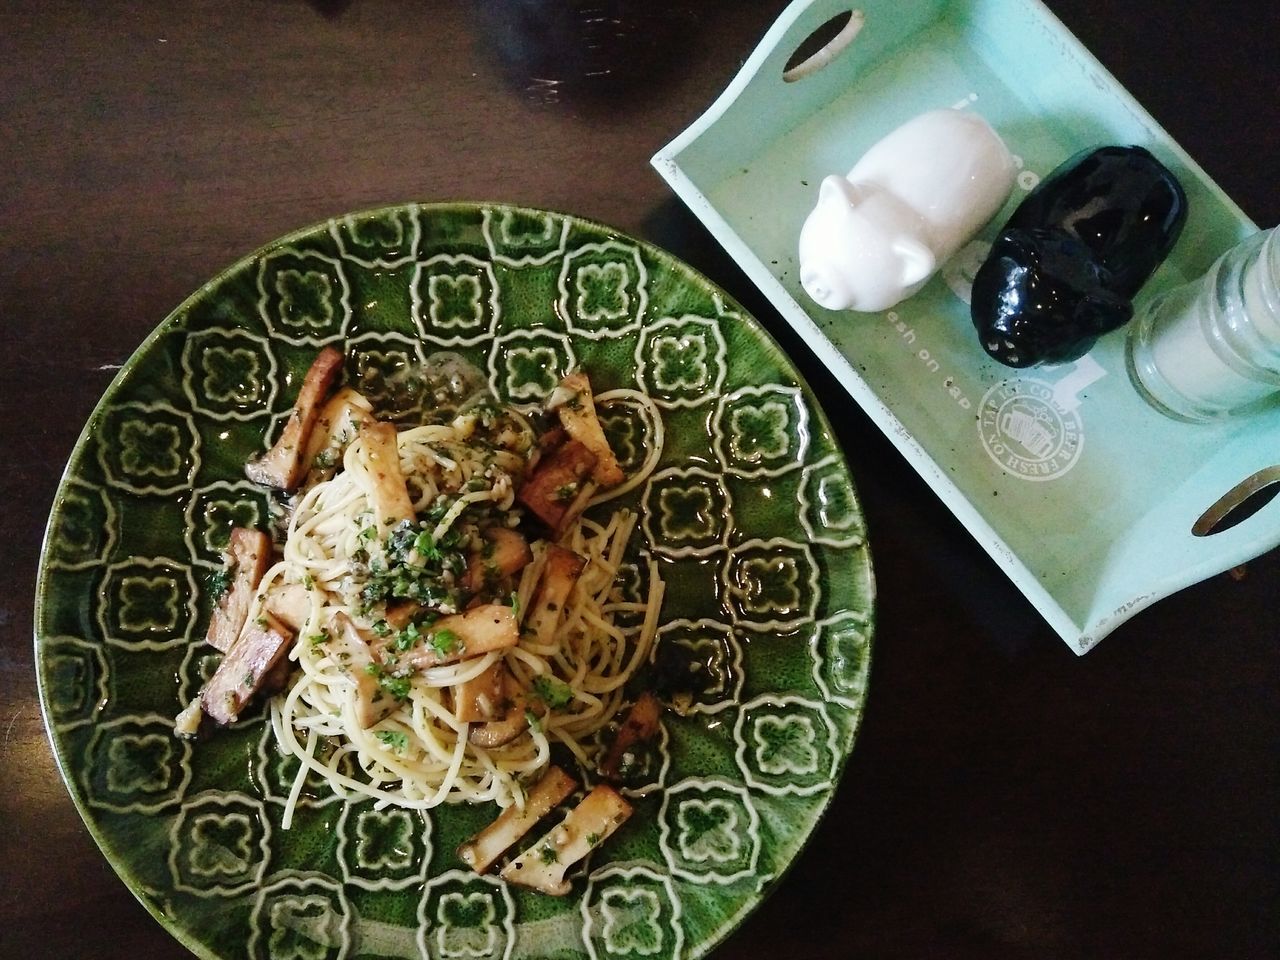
[3,2,1277,957]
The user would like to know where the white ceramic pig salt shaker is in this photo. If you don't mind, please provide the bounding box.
[798,109,1016,312]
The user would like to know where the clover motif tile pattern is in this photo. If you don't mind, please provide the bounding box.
[418,871,515,960]
[412,254,500,347]
[641,467,733,558]
[96,402,200,496]
[169,792,270,897]
[257,248,352,345]
[181,329,277,420]
[733,695,839,797]
[97,557,197,651]
[559,240,648,338]
[336,802,431,891]
[634,315,728,409]
[81,714,192,814]
[41,636,108,729]
[721,539,820,632]
[799,454,867,547]
[482,206,569,267]
[658,779,761,885]
[810,612,872,709]
[712,384,810,478]
[330,206,420,268]
[487,328,577,408]
[650,619,743,716]
[582,865,683,960]
[46,479,116,571]
[184,481,269,568]
[36,203,873,960]
[248,875,352,960]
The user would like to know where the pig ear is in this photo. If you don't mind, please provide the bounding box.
[818,175,861,207]
[894,237,936,287]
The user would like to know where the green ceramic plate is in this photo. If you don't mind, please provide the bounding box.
[35,202,875,960]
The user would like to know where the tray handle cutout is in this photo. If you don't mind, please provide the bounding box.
[782,8,864,82]
[1192,465,1280,537]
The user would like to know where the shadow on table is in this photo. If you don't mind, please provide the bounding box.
[470,0,725,112]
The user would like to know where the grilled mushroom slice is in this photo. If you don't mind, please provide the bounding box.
[246,346,344,490]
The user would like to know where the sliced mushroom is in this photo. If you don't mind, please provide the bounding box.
[526,545,586,648]
[355,420,415,531]
[205,527,272,653]
[499,784,633,895]
[397,603,519,671]
[468,668,540,748]
[457,766,578,874]
[599,691,663,781]
[516,438,597,532]
[454,659,511,724]
[550,371,624,488]
[329,611,398,729]
[263,580,313,633]
[246,346,345,490]
[462,527,534,595]
[200,611,294,726]
[467,693,533,749]
[303,386,374,479]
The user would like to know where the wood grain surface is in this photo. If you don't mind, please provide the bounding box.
[2,1,1276,957]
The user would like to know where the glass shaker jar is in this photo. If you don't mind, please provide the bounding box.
[1127,226,1280,422]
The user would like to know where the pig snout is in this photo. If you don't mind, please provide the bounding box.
[800,264,853,311]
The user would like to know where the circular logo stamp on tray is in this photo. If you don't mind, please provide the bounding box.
[978,377,1084,482]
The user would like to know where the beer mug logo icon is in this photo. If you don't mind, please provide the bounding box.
[978,377,1083,481]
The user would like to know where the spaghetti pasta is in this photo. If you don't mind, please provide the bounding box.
[227,371,667,828]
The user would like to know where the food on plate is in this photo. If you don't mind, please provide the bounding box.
[971,145,1187,367]
[177,346,667,891]
[498,783,633,895]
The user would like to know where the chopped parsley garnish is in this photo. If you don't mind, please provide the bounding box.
[303,574,315,590]
[313,449,335,469]
[509,591,520,619]
[381,675,411,700]
[538,845,559,865]
[429,628,461,657]
[531,675,573,709]
[308,629,329,647]
[376,730,408,751]
[395,621,423,651]
[524,708,542,734]
[242,670,255,687]
[359,525,378,542]
[586,832,601,847]
[413,528,441,562]
[357,519,466,614]
[207,563,236,600]
[371,618,391,637]
[553,482,579,503]
[365,661,413,701]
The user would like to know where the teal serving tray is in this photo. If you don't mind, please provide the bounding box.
[654,0,1279,653]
